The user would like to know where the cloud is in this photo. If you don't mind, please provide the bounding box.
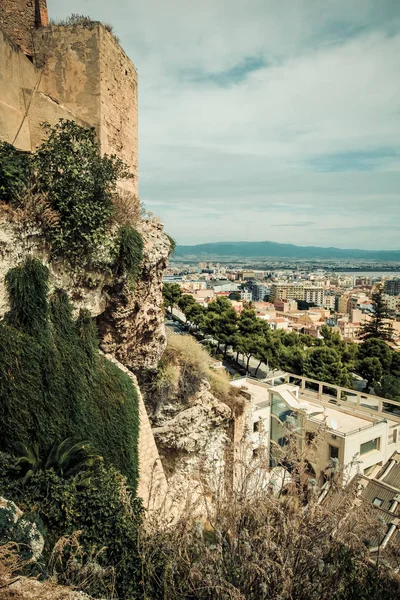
[48,0,400,249]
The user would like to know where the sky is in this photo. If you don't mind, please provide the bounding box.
[48,0,400,250]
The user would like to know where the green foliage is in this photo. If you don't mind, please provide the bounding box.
[358,338,393,372]
[0,457,143,599]
[357,357,383,389]
[32,120,130,262]
[5,257,49,337]
[229,291,241,301]
[166,233,177,255]
[17,438,99,484]
[375,375,400,402]
[304,346,350,386]
[163,282,182,311]
[359,289,393,341]
[115,224,144,284]
[0,259,139,490]
[0,142,31,203]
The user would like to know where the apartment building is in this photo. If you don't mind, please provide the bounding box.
[252,283,270,302]
[384,279,400,296]
[240,289,253,302]
[383,294,400,314]
[270,282,324,305]
[232,374,400,485]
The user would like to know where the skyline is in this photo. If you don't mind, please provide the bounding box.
[48,0,400,250]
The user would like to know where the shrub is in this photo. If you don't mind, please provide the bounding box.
[165,233,176,256]
[115,224,144,283]
[0,142,31,204]
[0,459,143,599]
[0,258,139,489]
[33,120,131,263]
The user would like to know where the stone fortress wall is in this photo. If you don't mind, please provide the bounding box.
[0,0,137,193]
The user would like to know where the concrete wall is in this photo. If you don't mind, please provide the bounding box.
[0,0,48,57]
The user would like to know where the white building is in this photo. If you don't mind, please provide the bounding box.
[232,374,400,485]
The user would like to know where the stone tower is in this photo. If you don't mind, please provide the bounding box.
[0,0,48,57]
[0,1,137,194]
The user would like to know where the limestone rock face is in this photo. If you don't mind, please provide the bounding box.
[152,380,232,455]
[0,216,169,372]
[148,378,233,512]
[97,219,170,372]
[0,497,45,561]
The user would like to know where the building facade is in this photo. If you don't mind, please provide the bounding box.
[232,374,400,485]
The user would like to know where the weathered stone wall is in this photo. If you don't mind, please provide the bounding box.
[0,26,88,150]
[0,0,48,57]
[102,353,169,512]
[33,23,138,192]
[99,26,138,194]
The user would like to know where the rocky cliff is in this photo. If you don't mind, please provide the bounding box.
[0,213,169,372]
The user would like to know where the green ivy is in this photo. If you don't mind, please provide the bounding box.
[0,258,139,490]
[0,454,143,599]
[0,142,31,203]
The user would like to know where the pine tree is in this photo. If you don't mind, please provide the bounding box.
[359,289,393,341]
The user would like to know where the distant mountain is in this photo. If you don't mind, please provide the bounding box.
[174,241,400,261]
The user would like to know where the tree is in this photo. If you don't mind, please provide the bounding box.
[357,357,383,391]
[375,375,400,403]
[205,297,238,358]
[185,302,206,332]
[162,283,182,313]
[229,292,241,301]
[358,338,393,372]
[234,309,266,372]
[359,289,393,341]
[390,351,400,378]
[303,347,350,386]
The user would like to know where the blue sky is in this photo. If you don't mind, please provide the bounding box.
[48,0,400,249]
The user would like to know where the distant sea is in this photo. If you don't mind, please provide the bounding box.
[333,271,400,277]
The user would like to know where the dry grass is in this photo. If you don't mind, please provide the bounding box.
[112,189,140,227]
[139,438,399,600]
[159,334,244,414]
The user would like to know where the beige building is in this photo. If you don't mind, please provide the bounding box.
[232,374,400,485]
[270,282,324,306]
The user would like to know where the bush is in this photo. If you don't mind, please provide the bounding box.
[32,120,131,263]
[0,258,139,489]
[0,142,31,203]
[0,458,143,599]
[115,224,144,283]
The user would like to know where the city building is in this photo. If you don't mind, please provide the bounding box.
[356,452,400,566]
[232,373,400,485]
[270,282,324,306]
[252,283,270,302]
[240,289,253,302]
[274,299,298,313]
[384,279,400,296]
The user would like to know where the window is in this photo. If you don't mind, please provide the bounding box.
[253,421,260,433]
[373,498,384,507]
[360,438,380,455]
[329,445,339,460]
[306,432,316,445]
